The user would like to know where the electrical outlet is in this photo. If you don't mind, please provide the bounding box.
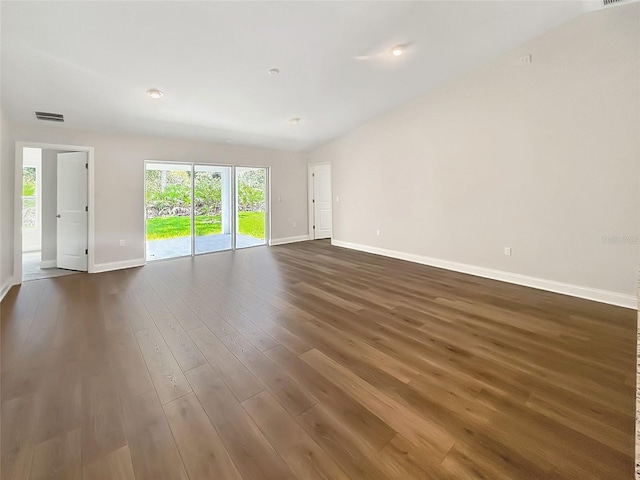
[376,229,381,236]
[119,239,126,247]
[504,247,511,256]
[292,221,297,227]
[336,195,340,202]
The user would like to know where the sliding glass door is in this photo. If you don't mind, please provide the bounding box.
[236,167,268,248]
[145,163,192,261]
[194,165,232,254]
[145,162,268,261]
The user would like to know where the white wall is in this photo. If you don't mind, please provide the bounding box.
[1,107,12,294]
[310,3,640,306]
[0,0,5,299]
[1,124,309,280]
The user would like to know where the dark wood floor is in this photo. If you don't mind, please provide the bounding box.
[1,240,635,479]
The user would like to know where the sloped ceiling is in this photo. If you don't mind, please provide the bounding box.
[1,1,600,151]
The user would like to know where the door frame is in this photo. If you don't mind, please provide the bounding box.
[308,162,331,240]
[13,141,95,284]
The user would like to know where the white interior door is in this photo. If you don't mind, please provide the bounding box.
[57,152,88,271]
[313,164,332,239]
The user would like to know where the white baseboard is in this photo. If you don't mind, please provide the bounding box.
[40,260,56,269]
[0,277,15,303]
[270,235,310,246]
[92,258,146,274]
[331,239,637,310]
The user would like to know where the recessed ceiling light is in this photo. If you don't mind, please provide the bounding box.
[391,45,405,57]
[268,68,280,76]
[147,89,164,99]
[289,117,301,125]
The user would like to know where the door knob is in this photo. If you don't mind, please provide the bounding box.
[56,214,61,218]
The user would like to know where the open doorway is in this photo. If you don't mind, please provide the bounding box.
[15,143,94,283]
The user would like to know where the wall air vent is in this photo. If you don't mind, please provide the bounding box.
[603,0,625,6]
[35,111,64,122]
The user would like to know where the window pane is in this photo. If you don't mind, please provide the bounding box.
[145,163,192,261]
[194,165,232,254]
[22,167,37,230]
[236,167,267,248]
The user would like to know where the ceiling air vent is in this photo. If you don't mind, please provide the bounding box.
[35,111,64,122]
[603,0,625,6]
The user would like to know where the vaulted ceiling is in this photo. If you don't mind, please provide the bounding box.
[1,1,600,151]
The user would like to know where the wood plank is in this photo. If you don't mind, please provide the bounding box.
[526,392,632,456]
[141,268,205,331]
[137,285,207,371]
[178,295,236,337]
[188,325,263,401]
[1,282,45,371]
[264,344,396,452]
[301,317,420,383]
[30,428,82,480]
[471,388,633,479]
[1,395,36,480]
[101,294,130,331]
[242,390,350,480]
[378,435,449,480]
[254,315,311,355]
[215,307,279,352]
[83,445,136,480]
[32,358,83,444]
[118,292,156,332]
[135,327,192,404]
[164,392,243,480]
[297,403,390,480]
[105,326,155,400]
[121,390,189,480]
[12,282,61,371]
[221,332,316,415]
[301,348,455,461]
[186,363,297,480]
[81,363,128,464]
[1,364,45,404]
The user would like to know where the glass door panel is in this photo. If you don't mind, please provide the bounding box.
[236,167,267,248]
[145,162,192,261]
[22,165,39,251]
[194,165,232,254]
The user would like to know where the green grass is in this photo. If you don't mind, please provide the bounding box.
[236,211,266,239]
[146,212,265,240]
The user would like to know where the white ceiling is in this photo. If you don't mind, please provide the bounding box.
[1,1,600,151]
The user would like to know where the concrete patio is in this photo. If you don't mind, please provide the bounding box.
[146,233,265,261]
